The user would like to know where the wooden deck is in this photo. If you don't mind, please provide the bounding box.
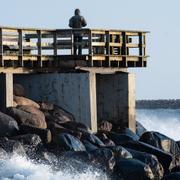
[0,26,149,73]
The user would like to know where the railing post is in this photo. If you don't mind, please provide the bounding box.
[37,30,42,67]
[139,32,143,66]
[53,30,58,66]
[71,30,74,55]
[0,28,3,67]
[122,32,127,67]
[106,31,110,66]
[88,30,93,66]
[18,29,23,67]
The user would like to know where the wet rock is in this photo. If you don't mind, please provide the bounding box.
[114,158,154,180]
[39,102,54,111]
[171,166,180,173]
[126,148,164,179]
[164,172,180,180]
[177,141,180,149]
[109,146,132,159]
[0,137,26,156]
[61,121,90,133]
[56,133,86,151]
[105,131,137,145]
[14,95,40,109]
[96,133,116,147]
[81,132,105,147]
[98,121,112,132]
[43,105,74,125]
[0,111,19,137]
[140,131,180,169]
[82,140,99,151]
[7,107,47,129]
[19,124,52,144]
[120,127,139,141]
[48,121,82,142]
[120,140,172,173]
[12,134,42,147]
[136,121,147,137]
[89,148,115,172]
[13,84,26,97]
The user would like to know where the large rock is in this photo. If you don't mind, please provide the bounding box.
[7,107,47,129]
[164,172,180,180]
[42,104,74,125]
[0,137,26,156]
[140,131,180,169]
[14,96,40,109]
[105,131,137,145]
[120,140,172,173]
[136,121,147,137]
[114,158,154,180]
[13,84,26,97]
[0,111,19,137]
[19,124,52,144]
[98,121,113,132]
[109,146,132,159]
[96,133,115,147]
[126,148,164,179]
[56,133,86,151]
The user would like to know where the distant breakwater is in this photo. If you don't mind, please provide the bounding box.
[136,99,180,109]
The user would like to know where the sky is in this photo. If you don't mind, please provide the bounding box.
[0,0,179,100]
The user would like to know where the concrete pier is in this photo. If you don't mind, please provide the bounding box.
[14,71,136,132]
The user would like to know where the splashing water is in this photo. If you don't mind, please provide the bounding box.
[0,154,109,180]
[137,109,180,141]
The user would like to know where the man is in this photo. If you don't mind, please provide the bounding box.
[69,9,87,55]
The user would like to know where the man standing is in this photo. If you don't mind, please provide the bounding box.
[69,9,87,55]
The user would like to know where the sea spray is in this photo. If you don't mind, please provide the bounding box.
[137,109,180,140]
[0,154,109,180]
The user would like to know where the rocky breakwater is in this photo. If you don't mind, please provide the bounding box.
[0,84,179,179]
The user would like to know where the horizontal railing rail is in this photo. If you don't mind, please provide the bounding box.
[0,26,149,69]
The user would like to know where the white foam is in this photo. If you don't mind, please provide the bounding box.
[0,154,109,180]
[137,109,180,141]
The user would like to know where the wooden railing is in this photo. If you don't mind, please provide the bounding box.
[0,26,148,69]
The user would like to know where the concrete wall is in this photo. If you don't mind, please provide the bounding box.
[14,72,97,132]
[96,72,136,132]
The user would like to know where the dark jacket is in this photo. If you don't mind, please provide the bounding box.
[69,15,87,29]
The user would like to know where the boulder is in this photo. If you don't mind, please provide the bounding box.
[39,102,54,111]
[171,166,180,173]
[109,146,132,159]
[98,121,112,132]
[56,133,86,151]
[126,148,164,179]
[120,140,172,173]
[82,140,99,151]
[7,107,47,129]
[61,121,90,133]
[81,132,105,147]
[114,158,154,180]
[136,121,147,137]
[14,95,40,109]
[0,111,19,137]
[96,133,115,147]
[13,84,26,97]
[164,172,180,180]
[42,105,74,124]
[48,121,82,142]
[105,131,137,145]
[17,105,45,121]
[140,131,180,169]
[19,124,52,144]
[119,127,139,141]
[0,137,26,156]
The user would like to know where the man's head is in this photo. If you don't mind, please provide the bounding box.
[75,9,80,16]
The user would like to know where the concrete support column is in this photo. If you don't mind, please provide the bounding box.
[0,73,13,112]
[96,72,136,132]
